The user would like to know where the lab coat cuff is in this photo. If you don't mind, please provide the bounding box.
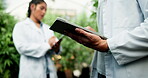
[44,43,51,51]
[107,38,124,65]
[107,38,116,51]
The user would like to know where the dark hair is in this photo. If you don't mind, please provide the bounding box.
[27,0,46,17]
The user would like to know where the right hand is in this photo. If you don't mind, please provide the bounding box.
[65,27,109,52]
[48,36,56,47]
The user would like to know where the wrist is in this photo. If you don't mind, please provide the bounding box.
[97,40,109,52]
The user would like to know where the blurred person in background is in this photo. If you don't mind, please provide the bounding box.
[13,0,62,78]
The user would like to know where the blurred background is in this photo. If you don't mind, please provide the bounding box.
[0,0,98,78]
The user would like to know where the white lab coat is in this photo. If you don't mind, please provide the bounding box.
[91,0,148,78]
[13,18,58,78]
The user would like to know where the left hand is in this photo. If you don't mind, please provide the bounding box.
[65,27,109,52]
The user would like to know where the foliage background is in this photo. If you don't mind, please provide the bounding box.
[0,0,19,78]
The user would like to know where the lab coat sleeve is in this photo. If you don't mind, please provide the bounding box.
[107,0,148,65]
[13,23,51,58]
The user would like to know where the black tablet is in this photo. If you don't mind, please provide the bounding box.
[50,17,107,39]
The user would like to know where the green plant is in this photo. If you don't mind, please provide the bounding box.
[0,10,19,78]
[90,0,98,19]
[0,0,4,10]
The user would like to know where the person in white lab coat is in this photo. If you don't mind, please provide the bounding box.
[66,0,148,78]
[13,0,61,78]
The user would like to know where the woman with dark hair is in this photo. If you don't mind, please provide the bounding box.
[13,0,61,78]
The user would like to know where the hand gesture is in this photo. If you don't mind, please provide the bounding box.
[65,26,109,52]
[48,36,57,47]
